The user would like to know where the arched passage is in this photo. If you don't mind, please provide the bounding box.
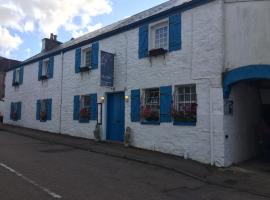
[222,65,270,165]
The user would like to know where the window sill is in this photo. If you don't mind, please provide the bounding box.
[173,121,196,126]
[141,121,160,125]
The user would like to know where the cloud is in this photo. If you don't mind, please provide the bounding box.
[0,0,112,57]
[0,27,22,57]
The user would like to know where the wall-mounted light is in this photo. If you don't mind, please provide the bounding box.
[125,95,129,102]
[100,96,105,103]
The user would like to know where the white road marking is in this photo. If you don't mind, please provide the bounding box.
[0,162,62,199]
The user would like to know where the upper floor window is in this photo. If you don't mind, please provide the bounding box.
[150,21,169,50]
[173,85,197,125]
[82,47,91,68]
[12,67,23,87]
[15,68,20,83]
[140,88,160,123]
[42,60,49,78]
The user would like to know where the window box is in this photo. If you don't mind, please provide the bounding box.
[40,75,48,80]
[80,66,91,72]
[11,112,18,121]
[80,108,89,118]
[12,81,20,86]
[40,111,47,121]
[149,48,167,57]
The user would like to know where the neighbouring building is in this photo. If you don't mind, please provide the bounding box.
[3,0,270,166]
[0,57,21,121]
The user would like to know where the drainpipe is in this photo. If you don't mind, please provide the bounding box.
[210,87,214,165]
[59,52,64,134]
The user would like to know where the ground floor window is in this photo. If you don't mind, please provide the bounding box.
[173,85,197,124]
[37,99,52,122]
[140,88,160,123]
[80,95,91,119]
[10,102,21,121]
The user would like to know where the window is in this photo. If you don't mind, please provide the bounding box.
[10,102,21,121]
[173,85,197,124]
[80,95,90,119]
[15,68,20,83]
[141,88,160,122]
[82,47,91,68]
[150,21,169,50]
[40,100,47,121]
[42,60,49,77]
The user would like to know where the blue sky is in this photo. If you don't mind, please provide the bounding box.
[0,0,167,61]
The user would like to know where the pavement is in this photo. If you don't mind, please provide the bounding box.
[0,124,270,200]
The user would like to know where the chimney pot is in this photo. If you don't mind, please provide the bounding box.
[54,35,57,41]
[50,33,54,39]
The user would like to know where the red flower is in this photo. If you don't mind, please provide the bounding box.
[80,108,89,118]
[140,106,152,119]
[40,111,47,120]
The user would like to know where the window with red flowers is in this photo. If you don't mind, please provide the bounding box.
[80,95,90,119]
[173,85,197,124]
[141,88,160,123]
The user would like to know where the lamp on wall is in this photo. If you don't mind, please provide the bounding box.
[125,95,129,102]
[100,96,105,103]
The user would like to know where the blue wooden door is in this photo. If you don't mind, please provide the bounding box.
[107,92,125,142]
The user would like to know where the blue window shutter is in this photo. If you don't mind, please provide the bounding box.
[12,70,16,85]
[91,42,99,69]
[160,86,172,122]
[17,102,21,120]
[169,13,181,52]
[48,57,54,79]
[19,66,24,84]
[38,61,42,80]
[36,100,41,120]
[10,102,14,119]
[131,89,141,122]
[75,48,81,73]
[90,94,97,120]
[73,95,80,120]
[46,99,52,120]
[138,24,149,59]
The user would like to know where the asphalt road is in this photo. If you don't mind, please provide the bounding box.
[0,130,268,200]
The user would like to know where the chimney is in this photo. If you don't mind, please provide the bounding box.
[42,33,62,52]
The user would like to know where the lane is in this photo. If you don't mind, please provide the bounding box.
[0,130,268,200]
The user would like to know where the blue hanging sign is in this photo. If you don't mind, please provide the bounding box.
[100,51,114,87]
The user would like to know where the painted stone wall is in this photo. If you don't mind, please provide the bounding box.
[4,0,225,165]
[225,0,270,70]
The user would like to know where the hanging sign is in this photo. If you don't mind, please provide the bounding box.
[100,51,114,87]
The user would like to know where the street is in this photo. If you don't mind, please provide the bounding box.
[0,130,268,200]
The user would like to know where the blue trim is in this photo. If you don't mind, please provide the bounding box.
[8,0,214,71]
[223,65,270,98]
[173,121,196,126]
[141,121,160,125]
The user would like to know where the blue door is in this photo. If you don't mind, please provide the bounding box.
[107,92,125,142]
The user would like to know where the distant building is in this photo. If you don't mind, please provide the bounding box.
[3,0,270,166]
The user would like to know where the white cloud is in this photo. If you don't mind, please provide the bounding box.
[0,0,112,57]
[0,27,22,57]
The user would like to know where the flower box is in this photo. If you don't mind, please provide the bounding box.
[149,48,167,57]
[80,66,90,72]
[40,75,48,80]
[12,81,20,86]
[40,111,47,121]
[140,106,159,122]
[80,108,89,118]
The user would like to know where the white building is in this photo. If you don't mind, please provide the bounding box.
[4,0,270,167]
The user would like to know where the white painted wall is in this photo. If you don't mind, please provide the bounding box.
[224,0,270,69]
[4,0,225,165]
[3,55,62,133]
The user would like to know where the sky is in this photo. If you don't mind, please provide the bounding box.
[0,0,168,61]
